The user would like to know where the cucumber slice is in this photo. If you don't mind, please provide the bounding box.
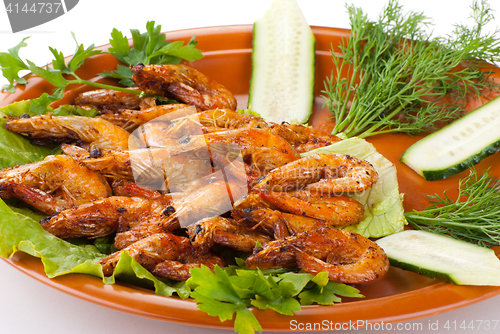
[401,95,500,181]
[376,230,500,286]
[248,0,315,124]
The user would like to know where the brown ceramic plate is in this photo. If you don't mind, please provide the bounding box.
[1,25,500,330]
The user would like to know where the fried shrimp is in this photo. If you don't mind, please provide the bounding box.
[186,216,272,252]
[171,127,300,173]
[113,178,247,249]
[257,189,364,226]
[151,246,226,281]
[245,227,389,283]
[100,231,225,280]
[99,233,190,276]
[169,110,340,153]
[180,108,268,130]
[62,144,214,186]
[74,88,144,113]
[5,114,131,151]
[233,188,365,231]
[132,64,237,110]
[39,196,173,239]
[268,123,342,153]
[255,153,378,194]
[0,155,111,215]
[99,103,196,131]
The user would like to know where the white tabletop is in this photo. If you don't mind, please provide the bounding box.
[1,1,500,333]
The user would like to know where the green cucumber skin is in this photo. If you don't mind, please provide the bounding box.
[420,139,500,181]
[387,257,457,284]
[401,96,500,181]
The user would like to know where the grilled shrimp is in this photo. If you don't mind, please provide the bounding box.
[170,127,300,174]
[0,155,111,215]
[245,227,390,283]
[171,110,340,153]
[152,246,227,281]
[255,153,378,195]
[74,89,144,113]
[169,109,268,132]
[61,145,134,180]
[99,104,196,131]
[99,232,190,276]
[5,114,131,151]
[257,189,364,226]
[39,196,174,239]
[62,144,214,187]
[186,216,272,252]
[100,231,225,281]
[268,123,342,153]
[132,64,237,110]
[114,178,247,249]
[232,189,364,239]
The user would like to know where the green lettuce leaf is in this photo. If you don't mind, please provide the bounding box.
[301,137,407,238]
[0,101,59,169]
[0,198,189,297]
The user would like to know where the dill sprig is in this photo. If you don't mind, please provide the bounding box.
[448,0,500,64]
[324,0,500,139]
[405,168,500,247]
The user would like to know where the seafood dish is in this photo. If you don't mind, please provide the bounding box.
[0,62,390,284]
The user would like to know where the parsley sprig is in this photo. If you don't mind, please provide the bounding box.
[0,21,203,114]
[100,21,203,86]
[188,260,363,334]
[324,0,500,138]
[405,168,500,247]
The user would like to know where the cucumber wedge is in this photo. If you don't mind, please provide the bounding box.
[248,0,315,124]
[376,230,500,286]
[401,95,500,181]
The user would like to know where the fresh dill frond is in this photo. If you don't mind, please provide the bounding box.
[448,0,500,64]
[324,0,500,139]
[405,168,500,247]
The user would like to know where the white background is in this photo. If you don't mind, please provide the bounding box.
[1,0,500,333]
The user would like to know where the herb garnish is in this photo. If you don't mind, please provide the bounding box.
[405,168,500,247]
[188,261,363,334]
[100,21,203,86]
[324,0,500,138]
[0,21,203,114]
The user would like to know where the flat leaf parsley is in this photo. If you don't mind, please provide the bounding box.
[100,21,203,86]
[187,260,363,334]
[0,21,203,113]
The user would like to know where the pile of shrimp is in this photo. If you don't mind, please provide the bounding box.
[1,63,389,283]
